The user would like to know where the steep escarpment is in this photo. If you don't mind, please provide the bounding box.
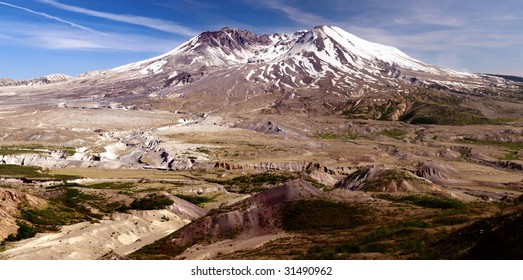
[0,193,207,260]
[131,179,322,259]
[335,166,455,196]
[0,74,69,87]
[0,189,47,240]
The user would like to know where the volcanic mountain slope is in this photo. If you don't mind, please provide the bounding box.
[1,25,520,120]
[114,25,498,91]
[0,74,70,87]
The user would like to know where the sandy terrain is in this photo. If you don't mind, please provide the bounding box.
[0,210,189,260]
[178,232,290,260]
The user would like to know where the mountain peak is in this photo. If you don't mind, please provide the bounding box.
[219,26,238,32]
[114,25,480,90]
[195,27,272,51]
[313,25,334,30]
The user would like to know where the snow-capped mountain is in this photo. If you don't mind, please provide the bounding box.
[0,74,70,87]
[111,25,508,96]
[1,25,517,119]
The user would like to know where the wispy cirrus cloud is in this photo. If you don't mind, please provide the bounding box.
[0,1,100,33]
[255,0,329,26]
[0,1,182,52]
[153,0,215,10]
[0,20,180,52]
[39,0,197,37]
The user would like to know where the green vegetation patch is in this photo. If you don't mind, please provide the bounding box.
[0,165,44,178]
[315,133,357,140]
[514,194,523,204]
[20,205,89,231]
[61,188,102,216]
[175,194,213,206]
[458,137,523,151]
[282,200,371,231]
[10,187,104,239]
[342,106,369,119]
[302,218,433,259]
[342,101,403,121]
[491,118,519,125]
[0,144,75,157]
[301,174,330,190]
[130,235,190,260]
[431,215,470,226]
[0,164,80,181]
[5,221,39,242]
[195,147,210,154]
[502,151,519,161]
[410,116,438,125]
[400,100,490,126]
[3,184,134,243]
[82,181,135,190]
[379,129,407,140]
[376,194,465,209]
[129,193,174,210]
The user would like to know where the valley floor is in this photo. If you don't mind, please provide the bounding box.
[1,104,523,260]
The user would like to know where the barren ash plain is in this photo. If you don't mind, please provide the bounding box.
[2,26,523,260]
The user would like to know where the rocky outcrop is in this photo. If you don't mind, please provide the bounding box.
[0,209,193,260]
[0,188,47,241]
[487,160,523,171]
[414,162,461,185]
[447,145,523,172]
[214,161,310,172]
[335,166,456,196]
[147,179,322,257]
[0,78,17,87]
[0,154,126,169]
[468,129,523,142]
[0,74,70,87]
[213,161,348,175]
[234,121,289,135]
[308,170,339,186]
[166,195,208,221]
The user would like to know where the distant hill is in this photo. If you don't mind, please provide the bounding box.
[487,74,523,83]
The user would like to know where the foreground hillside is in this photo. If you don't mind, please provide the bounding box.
[2,115,523,259]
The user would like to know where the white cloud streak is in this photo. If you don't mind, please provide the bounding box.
[0,1,100,33]
[259,0,329,26]
[0,20,180,52]
[39,0,197,37]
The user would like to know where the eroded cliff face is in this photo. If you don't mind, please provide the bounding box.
[0,189,47,240]
[157,180,321,252]
[0,154,125,169]
[0,193,208,260]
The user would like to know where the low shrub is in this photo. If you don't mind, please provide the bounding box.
[282,200,370,231]
[175,194,213,206]
[5,221,39,241]
[129,194,174,210]
[376,194,465,209]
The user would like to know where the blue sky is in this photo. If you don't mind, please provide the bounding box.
[1,0,522,79]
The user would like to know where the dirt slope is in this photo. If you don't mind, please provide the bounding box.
[0,196,207,260]
[0,188,47,240]
[131,179,322,259]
